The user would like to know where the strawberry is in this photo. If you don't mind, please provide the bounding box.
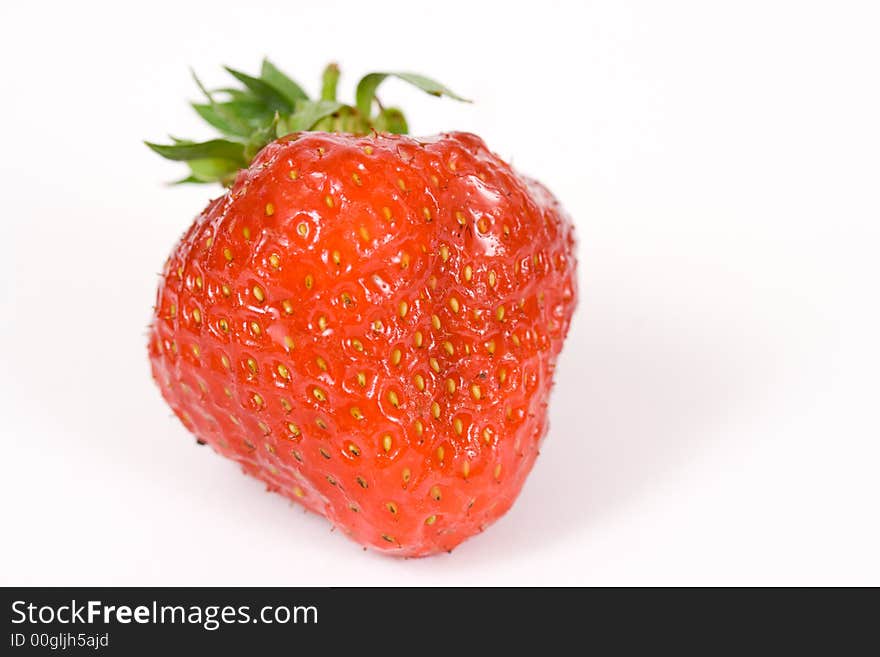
[146,61,577,556]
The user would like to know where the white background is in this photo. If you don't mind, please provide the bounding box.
[1,0,878,586]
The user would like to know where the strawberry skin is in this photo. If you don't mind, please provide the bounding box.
[147,70,576,556]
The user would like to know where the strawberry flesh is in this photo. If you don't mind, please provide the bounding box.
[149,131,577,556]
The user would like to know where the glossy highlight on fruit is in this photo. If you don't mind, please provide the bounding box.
[147,62,577,556]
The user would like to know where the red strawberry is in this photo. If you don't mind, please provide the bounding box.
[147,61,577,556]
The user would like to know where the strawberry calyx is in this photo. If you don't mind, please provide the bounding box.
[145,59,469,186]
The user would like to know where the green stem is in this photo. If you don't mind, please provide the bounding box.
[321,63,340,102]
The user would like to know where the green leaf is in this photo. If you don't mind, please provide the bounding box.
[243,120,280,161]
[213,88,256,102]
[191,103,252,138]
[191,70,252,138]
[187,157,242,183]
[277,100,344,135]
[224,66,293,112]
[144,139,247,164]
[150,62,471,186]
[373,107,408,134]
[170,175,203,185]
[356,72,469,117]
[260,58,309,106]
[215,99,275,124]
